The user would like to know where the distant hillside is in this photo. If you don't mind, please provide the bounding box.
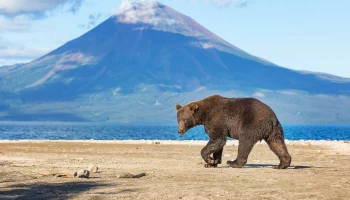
[0,2,349,123]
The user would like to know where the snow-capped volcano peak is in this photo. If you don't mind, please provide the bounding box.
[113,1,265,62]
[115,1,177,26]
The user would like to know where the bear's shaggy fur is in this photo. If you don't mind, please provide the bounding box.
[176,95,291,169]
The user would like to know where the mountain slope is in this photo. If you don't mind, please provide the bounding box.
[0,1,349,123]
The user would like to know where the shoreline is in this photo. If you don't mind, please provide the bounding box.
[2,139,349,154]
[0,139,349,145]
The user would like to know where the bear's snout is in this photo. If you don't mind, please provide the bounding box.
[177,121,186,135]
[178,128,185,135]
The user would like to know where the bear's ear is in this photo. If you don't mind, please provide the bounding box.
[176,104,182,110]
[189,104,199,111]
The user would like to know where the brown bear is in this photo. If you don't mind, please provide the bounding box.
[176,95,291,169]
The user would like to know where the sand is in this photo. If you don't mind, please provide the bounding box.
[0,140,349,200]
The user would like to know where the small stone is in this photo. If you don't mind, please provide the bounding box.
[117,172,147,178]
[73,169,90,178]
[154,141,160,145]
[88,164,98,173]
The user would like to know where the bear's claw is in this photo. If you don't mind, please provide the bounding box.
[204,163,218,168]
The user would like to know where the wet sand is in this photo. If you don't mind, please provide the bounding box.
[0,140,349,199]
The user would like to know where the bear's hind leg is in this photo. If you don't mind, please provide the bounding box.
[227,140,256,168]
[265,137,292,169]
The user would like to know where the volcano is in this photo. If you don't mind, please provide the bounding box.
[0,1,349,123]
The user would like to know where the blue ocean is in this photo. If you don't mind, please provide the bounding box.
[0,122,349,140]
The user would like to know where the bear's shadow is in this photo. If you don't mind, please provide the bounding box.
[219,164,316,169]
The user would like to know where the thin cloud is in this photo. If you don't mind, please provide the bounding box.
[0,16,31,32]
[0,47,50,60]
[79,13,102,29]
[203,0,249,8]
[88,13,102,28]
[0,36,10,49]
[194,86,207,92]
[253,92,265,98]
[67,0,84,14]
[154,100,161,106]
[0,38,51,62]
[0,58,29,67]
[0,45,51,66]
[0,0,84,19]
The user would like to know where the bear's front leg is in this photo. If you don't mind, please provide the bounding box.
[201,138,226,168]
[204,148,223,168]
[213,148,223,164]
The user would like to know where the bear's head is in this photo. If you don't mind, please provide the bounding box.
[176,103,199,135]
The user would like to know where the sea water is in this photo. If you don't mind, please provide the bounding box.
[0,122,349,140]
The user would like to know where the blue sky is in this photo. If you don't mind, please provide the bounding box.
[0,0,349,77]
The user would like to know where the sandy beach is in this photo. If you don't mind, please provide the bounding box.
[0,140,349,200]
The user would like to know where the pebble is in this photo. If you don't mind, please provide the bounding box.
[88,164,98,173]
[73,169,90,178]
[117,172,147,178]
